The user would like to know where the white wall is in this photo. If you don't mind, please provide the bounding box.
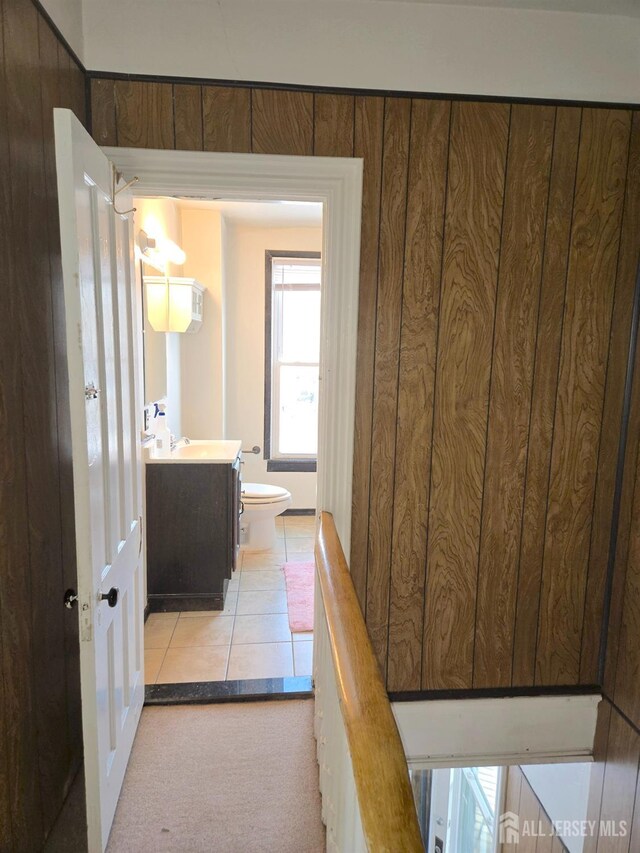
[82,0,640,103]
[522,762,592,853]
[40,0,84,61]
[224,222,322,508]
[180,208,226,439]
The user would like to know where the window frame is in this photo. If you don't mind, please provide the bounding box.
[264,249,321,473]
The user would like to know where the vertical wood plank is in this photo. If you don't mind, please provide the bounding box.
[174,84,203,150]
[387,99,450,692]
[423,101,509,690]
[90,78,116,145]
[503,766,522,853]
[517,778,541,853]
[605,351,640,702]
[596,706,640,853]
[202,85,251,153]
[512,107,581,686]
[0,2,17,846]
[1,0,45,844]
[536,829,554,853]
[581,111,640,684]
[613,445,640,729]
[365,97,411,678]
[68,56,85,126]
[583,697,613,853]
[536,109,631,685]
[0,623,10,851]
[313,93,354,156]
[350,96,384,612]
[114,80,174,148]
[473,104,555,688]
[630,768,640,853]
[56,37,84,784]
[34,13,73,830]
[251,89,313,155]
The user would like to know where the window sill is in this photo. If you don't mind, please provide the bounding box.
[266,459,317,473]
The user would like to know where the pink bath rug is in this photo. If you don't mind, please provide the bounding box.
[283,561,315,633]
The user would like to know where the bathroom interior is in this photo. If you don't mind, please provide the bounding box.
[137,195,322,692]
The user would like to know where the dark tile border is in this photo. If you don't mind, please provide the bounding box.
[145,676,313,705]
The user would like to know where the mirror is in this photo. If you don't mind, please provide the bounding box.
[141,264,168,404]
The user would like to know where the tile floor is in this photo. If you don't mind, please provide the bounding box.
[144,514,315,684]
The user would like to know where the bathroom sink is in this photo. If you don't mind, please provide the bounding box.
[147,439,242,464]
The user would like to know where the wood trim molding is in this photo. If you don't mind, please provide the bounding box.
[315,511,423,852]
[102,146,362,553]
[87,70,640,112]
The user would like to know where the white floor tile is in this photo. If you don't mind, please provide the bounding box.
[292,631,314,642]
[169,615,234,648]
[232,613,291,644]
[236,590,288,615]
[293,642,313,676]
[284,517,317,538]
[144,647,166,684]
[156,646,229,683]
[239,570,285,591]
[241,551,287,571]
[285,537,315,555]
[144,613,179,649]
[227,642,294,680]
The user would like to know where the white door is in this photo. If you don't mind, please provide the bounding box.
[55,108,144,851]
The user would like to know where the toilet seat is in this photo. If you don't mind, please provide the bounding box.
[241,482,291,505]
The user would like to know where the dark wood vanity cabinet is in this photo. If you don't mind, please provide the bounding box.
[146,458,241,611]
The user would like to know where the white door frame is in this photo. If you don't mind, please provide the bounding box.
[105,147,363,555]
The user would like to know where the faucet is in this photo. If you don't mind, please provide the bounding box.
[171,436,191,451]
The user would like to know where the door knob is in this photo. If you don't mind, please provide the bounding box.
[101,587,119,608]
[64,589,78,609]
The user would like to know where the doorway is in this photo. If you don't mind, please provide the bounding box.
[138,196,323,689]
[104,147,363,698]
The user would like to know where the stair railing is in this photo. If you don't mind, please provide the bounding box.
[314,511,424,852]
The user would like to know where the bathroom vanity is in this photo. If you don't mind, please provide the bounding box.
[145,440,242,612]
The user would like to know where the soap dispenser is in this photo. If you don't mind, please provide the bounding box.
[152,402,172,458]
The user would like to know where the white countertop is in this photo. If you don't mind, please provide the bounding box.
[145,439,242,464]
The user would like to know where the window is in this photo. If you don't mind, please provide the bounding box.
[265,251,321,472]
[446,766,500,853]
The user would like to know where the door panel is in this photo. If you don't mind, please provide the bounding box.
[55,108,144,851]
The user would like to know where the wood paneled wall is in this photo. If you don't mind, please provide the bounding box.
[580,698,640,853]
[581,256,640,853]
[90,77,640,694]
[0,0,86,849]
[502,765,567,852]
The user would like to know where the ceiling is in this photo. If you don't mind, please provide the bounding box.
[176,199,323,228]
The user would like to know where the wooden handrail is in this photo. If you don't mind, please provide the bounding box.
[315,511,424,853]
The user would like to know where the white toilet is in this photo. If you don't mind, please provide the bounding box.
[240,482,292,551]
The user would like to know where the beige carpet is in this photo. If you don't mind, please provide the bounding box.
[107,700,325,853]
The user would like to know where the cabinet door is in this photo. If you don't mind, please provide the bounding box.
[147,463,229,594]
